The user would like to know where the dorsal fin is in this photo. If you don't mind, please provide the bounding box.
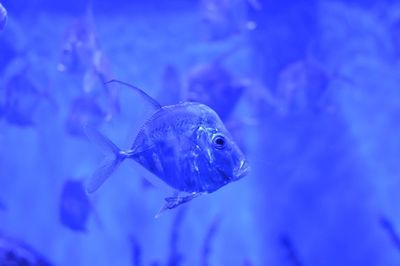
[106,79,162,110]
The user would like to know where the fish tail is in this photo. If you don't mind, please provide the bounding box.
[84,126,128,193]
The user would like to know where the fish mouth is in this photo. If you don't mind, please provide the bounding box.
[234,160,250,179]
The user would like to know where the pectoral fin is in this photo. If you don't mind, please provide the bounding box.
[155,192,206,218]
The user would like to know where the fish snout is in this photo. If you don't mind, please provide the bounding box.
[233,159,249,180]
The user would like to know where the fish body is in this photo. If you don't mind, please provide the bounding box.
[0,3,6,31]
[132,102,248,193]
[59,179,91,232]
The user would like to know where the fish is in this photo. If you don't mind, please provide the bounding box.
[183,44,250,122]
[59,179,92,232]
[0,2,6,31]
[274,59,351,115]
[58,7,97,74]
[0,234,52,266]
[65,96,106,138]
[185,63,245,122]
[1,66,56,127]
[59,7,119,120]
[85,80,249,213]
[199,0,258,41]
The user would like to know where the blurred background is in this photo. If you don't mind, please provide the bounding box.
[0,0,400,265]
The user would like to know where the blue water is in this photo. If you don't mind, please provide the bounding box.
[1,0,400,265]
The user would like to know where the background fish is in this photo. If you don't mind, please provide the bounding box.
[1,66,55,127]
[59,179,92,232]
[65,96,106,138]
[58,7,98,74]
[199,0,253,41]
[59,6,119,121]
[185,63,245,121]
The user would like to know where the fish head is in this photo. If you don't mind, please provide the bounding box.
[194,104,249,191]
[210,130,249,183]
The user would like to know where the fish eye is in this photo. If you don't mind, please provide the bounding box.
[212,134,226,149]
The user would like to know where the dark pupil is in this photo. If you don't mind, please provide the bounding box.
[215,137,224,146]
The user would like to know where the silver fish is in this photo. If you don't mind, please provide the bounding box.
[0,2,6,31]
[86,80,249,213]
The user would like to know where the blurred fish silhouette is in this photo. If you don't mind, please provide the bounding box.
[185,63,245,122]
[58,6,119,121]
[0,2,6,31]
[59,179,92,232]
[0,234,52,266]
[199,0,258,41]
[65,96,106,138]
[274,59,352,115]
[184,48,264,151]
[58,5,97,74]
[85,80,249,215]
[0,66,56,127]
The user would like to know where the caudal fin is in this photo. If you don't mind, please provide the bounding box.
[84,126,127,193]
